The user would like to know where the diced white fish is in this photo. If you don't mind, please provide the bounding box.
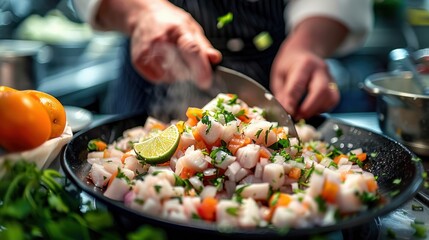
[196,117,224,145]
[124,155,146,174]
[216,200,240,228]
[236,144,260,169]
[162,198,187,221]
[238,198,261,227]
[175,146,209,175]
[200,185,218,199]
[212,149,237,169]
[263,163,285,190]
[243,120,277,146]
[221,120,240,142]
[148,166,176,185]
[236,183,269,200]
[89,163,112,187]
[104,177,130,201]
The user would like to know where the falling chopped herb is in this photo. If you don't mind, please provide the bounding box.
[253,31,273,51]
[370,152,378,158]
[392,179,402,185]
[412,157,422,163]
[217,12,233,29]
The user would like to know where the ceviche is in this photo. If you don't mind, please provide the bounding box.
[86,93,381,229]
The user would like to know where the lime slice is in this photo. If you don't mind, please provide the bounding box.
[133,124,180,164]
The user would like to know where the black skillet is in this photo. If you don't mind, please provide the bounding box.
[61,112,424,240]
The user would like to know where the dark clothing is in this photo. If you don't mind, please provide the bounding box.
[106,0,287,119]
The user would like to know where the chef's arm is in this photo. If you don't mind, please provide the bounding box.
[286,0,374,56]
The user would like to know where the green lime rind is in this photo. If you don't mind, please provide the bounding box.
[133,125,180,164]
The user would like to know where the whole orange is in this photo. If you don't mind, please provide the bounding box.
[23,90,66,139]
[0,91,52,152]
[0,86,17,92]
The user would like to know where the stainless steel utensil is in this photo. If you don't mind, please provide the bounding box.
[389,48,429,95]
[212,66,299,139]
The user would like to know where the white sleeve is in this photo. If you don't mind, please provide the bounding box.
[72,0,102,28]
[286,0,374,56]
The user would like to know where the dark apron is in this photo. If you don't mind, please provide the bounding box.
[106,0,287,116]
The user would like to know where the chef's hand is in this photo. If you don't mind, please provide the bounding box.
[271,17,347,120]
[96,0,221,88]
[130,1,221,88]
[271,47,340,120]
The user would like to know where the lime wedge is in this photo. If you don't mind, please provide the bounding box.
[133,124,180,164]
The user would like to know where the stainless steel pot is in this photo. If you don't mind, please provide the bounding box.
[0,39,50,90]
[363,71,429,156]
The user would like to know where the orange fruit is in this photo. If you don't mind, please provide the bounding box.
[23,90,66,139]
[0,86,17,92]
[0,91,52,152]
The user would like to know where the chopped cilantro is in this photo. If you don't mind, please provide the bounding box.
[392,179,402,185]
[226,207,239,216]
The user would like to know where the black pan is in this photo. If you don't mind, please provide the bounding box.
[61,113,424,239]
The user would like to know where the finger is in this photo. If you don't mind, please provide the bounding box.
[177,33,212,89]
[296,72,340,119]
[275,62,312,116]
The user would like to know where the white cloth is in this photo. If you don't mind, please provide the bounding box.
[72,0,373,55]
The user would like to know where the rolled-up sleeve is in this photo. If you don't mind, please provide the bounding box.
[73,0,102,28]
[286,0,374,56]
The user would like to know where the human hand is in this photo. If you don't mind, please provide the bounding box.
[271,47,340,120]
[129,1,222,89]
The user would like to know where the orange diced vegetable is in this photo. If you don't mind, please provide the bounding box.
[269,192,291,208]
[288,167,302,180]
[180,167,196,179]
[120,153,132,163]
[197,197,218,221]
[366,178,378,192]
[321,179,339,204]
[333,154,348,164]
[107,170,118,187]
[227,134,252,155]
[103,149,110,158]
[356,153,367,162]
[186,107,203,127]
[259,148,271,159]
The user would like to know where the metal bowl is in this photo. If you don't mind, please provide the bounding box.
[364,71,429,156]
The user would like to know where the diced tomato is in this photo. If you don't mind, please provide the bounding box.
[197,197,218,221]
[180,167,196,179]
[227,134,252,155]
[288,167,302,180]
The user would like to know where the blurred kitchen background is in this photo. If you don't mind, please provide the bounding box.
[1,0,429,115]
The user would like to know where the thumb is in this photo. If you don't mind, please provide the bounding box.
[206,48,222,65]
